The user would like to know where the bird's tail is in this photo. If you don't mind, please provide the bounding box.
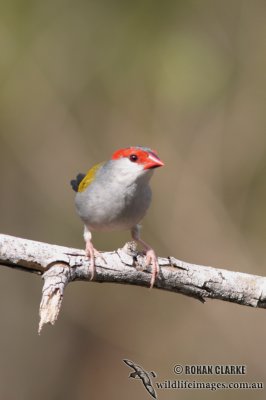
[70,173,86,192]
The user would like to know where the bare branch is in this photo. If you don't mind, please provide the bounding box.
[0,233,266,333]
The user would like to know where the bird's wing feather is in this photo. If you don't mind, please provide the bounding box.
[145,384,157,399]
[123,359,143,372]
[76,162,104,193]
[123,359,138,371]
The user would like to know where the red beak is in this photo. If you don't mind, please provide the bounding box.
[144,153,164,170]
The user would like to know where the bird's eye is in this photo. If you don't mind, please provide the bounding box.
[129,154,138,162]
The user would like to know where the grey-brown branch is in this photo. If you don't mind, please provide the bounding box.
[0,233,266,333]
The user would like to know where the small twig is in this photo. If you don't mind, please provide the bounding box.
[0,233,266,334]
[39,263,70,334]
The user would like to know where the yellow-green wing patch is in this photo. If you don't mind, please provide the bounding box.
[78,162,103,192]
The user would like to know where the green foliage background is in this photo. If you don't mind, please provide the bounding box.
[0,1,266,399]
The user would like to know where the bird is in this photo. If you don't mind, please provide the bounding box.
[123,359,157,399]
[70,146,164,288]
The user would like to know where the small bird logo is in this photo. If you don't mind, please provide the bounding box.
[123,359,157,399]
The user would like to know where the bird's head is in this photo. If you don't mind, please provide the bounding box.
[111,146,164,182]
[72,146,164,193]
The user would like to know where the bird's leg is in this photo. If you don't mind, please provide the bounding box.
[131,225,160,288]
[83,226,102,280]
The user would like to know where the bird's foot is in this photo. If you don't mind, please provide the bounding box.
[145,248,160,289]
[85,241,105,280]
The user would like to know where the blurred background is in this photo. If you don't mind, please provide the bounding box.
[0,0,266,399]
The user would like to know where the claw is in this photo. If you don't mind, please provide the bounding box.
[145,248,160,288]
[85,241,106,280]
[131,225,160,288]
[85,241,97,280]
